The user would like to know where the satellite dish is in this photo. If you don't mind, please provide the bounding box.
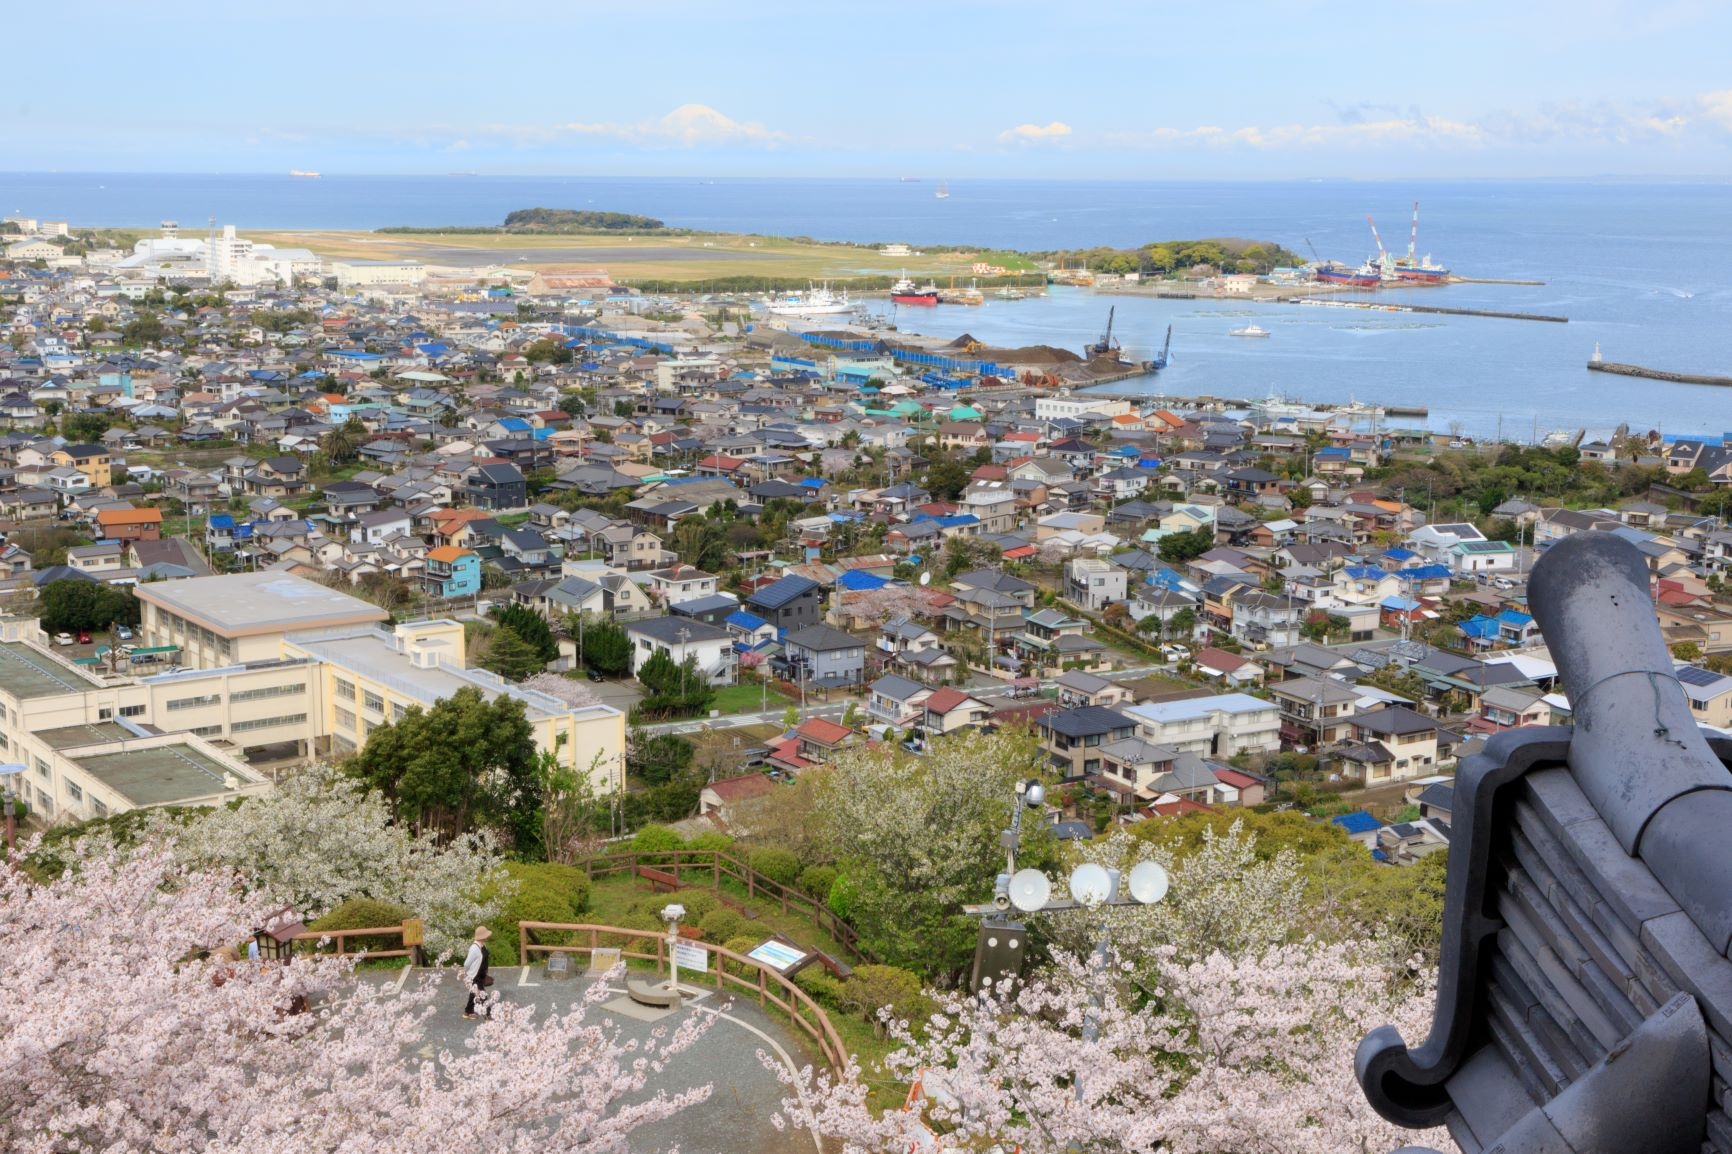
[1127,860,1170,906]
[1008,868,1051,913]
[1068,863,1116,907]
[919,571,931,586]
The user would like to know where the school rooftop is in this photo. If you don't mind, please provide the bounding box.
[71,742,251,807]
[133,572,389,637]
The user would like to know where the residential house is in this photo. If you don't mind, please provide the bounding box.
[1123,694,1282,758]
[782,623,866,693]
[95,506,163,544]
[1333,705,1446,785]
[745,574,823,634]
[1065,557,1127,612]
[1037,706,1139,780]
[1054,670,1134,709]
[1269,676,1360,749]
[918,687,994,735]
[466,462,527,511]
[868,673,933,728]
[624,616,738,685]
[424,546,481,598]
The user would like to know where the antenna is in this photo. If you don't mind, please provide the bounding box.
[1127,860,1169,905]
[1068,863,1117,907]
[1008,868,1052,913]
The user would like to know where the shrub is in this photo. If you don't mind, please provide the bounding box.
[481,861,591,965]
[843,964,932,1035]
[827,872,857,922]
[699,908,743,943]
[792,966,844,1009]
[304,897,415,956]
[683,831,735,854]
[797,864,838,901]
[748,847,801,888]
[657,889,717,920]
[630,824,684,865]
[720,935,761,977]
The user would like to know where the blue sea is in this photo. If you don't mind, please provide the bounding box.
[3,172,1729,439]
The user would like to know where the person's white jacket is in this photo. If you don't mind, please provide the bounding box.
[464,941,485,983]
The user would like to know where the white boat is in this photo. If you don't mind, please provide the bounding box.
[289,170,321,178]
[766,283,854,317]
[1229,323,1270,338]
[934,182,950,200]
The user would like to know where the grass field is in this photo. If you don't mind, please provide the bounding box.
[235,226,1048,285]
[708,682,795,716]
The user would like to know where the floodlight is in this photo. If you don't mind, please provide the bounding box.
[993,873,1012,910]
[1008,868,1052,913]
[1127,861,1170,906]
[1068,863,1117,907]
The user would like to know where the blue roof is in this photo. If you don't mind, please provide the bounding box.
[837,570,889,591]
[1400,564,1452,581]
[799,477,826,489]
[207,514,235,529]
[724,610,770,632]
[1459,616,1500,640]
[495,417,531,432]
[747,574,820,609]
[1344,565,1385,580]
[1382,547,1417,561]
[1316,446,1350,459]
[1381,596,1422,611]
[1495,610,1534,627]
[1332,811,1381,835]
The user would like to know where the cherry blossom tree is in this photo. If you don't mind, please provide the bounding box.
[839,586,945,629]
[521,671,604,710]
[782,821,1446,1154]
[0,841,710,1153]
[155,765,506,958]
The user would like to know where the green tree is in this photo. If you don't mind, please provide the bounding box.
[924,455,970,500]
[322,416,366,465]
[40,580,140,633]
[481,624,545,681]
[1362,665,1431,704]
[523,337,574,365]
[575,615,632,675]
[493,604,559,663]
[630,731,696,787]
[1156,526,1216,564]
[120,315,165,347]
[633,647,716,720]
[61,412,111,444]
[1671,640,1703,662]
[668,518,728,574]
[349,687,541,850]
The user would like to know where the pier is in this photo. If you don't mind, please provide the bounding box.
[1277,297,1568,323]
[1587,360,1732,388]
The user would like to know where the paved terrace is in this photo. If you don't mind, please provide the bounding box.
[364,965,822,1154]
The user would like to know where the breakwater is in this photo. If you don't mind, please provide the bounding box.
[1587,360,1732,388]
[1279,297,1568,323]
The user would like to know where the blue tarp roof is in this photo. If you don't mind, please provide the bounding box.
[1343,565,1385,580]
[1495,610,1534,627]
[837,570,888,591]
[1332,811,1381,835]
[1381,596,1422,611]
[1400,564,1452,580]
[1382,547,1418,560]
[725,610,769,632]
[1459,616,1500,640]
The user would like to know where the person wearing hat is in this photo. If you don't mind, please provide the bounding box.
[463,926,493,1019]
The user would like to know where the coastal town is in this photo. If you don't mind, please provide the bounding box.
[8,204,1732,1154]
[1,213,1728,863]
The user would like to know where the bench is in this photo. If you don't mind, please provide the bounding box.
[636,865,680,892]
[626,978,682,1008]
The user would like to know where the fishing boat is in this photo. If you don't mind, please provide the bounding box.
[289,170,321,178]
[890,275,939,306]
[766,284,854,317]
[1229,322,1270,338]
[934,182,950,200]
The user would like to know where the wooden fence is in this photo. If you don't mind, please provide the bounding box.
[291,922,422,964]
[518,921,849,1071]
[580,849,876,965]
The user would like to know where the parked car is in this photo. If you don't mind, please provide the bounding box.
[586,668,605,682]
[77,631,92,644]
[116,625,134,640]
[54,632,73,646]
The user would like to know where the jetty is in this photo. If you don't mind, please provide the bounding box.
[1586,351,1732,389]
[1278,297,1567,324]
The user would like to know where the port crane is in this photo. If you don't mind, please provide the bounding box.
[1366,214,1388,260]
[1085,306,1120,359]
[1408,201,1421,263]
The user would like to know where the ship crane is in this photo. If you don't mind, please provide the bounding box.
[1085,306,1120,359]
[1366,214,1387,260]
[1409,201,1420,263]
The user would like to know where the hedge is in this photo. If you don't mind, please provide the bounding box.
[748,847,801,888]
[797,864,838,901]
[483,861,593,965]
[304,898,415,955]
[630,824,684,864]
[699,908,743,943]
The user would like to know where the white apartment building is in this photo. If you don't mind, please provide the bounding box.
[1122,693,1281,758]
[1033,396,1133,421]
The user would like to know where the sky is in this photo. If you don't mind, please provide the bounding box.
[8,0,1732,178]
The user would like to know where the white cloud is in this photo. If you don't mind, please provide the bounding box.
[559,103,787,147]
[1699,90,1732,130]
[997,121,1073,144]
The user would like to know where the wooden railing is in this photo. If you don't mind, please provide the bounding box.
[518,921,849,1072]
[291,922,422,963]
[581,849,876,965]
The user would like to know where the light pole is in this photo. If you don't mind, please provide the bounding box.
[0,762,26,853]
[662,902,686,1000]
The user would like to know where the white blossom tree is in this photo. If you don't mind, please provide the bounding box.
[0,842,710,1153]
[521,671,604,710]
[163,765,506,957]
[783,820,1445,1154]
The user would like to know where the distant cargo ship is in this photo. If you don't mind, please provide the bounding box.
[1387,254,1451,283]
[890,275,939,305]
[289,170,321,178]
[1313,260,1381,287]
